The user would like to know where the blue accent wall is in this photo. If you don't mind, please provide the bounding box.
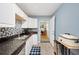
[55,3,79,55]
[55,3,79,39]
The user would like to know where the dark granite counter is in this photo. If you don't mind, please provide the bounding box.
[0,35,31,55]
[0,39,25,55]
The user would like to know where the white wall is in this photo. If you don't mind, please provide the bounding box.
[49,16,55,47]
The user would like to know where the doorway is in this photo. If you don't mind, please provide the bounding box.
[40,21,49,42]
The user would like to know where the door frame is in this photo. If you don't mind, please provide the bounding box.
[49,16,56,40]
[49,16,56,47]
[39,20,50,42]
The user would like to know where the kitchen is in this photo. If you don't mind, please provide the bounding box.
[0,3,79,55]
[0,3,61,55]
[0,3,38,55]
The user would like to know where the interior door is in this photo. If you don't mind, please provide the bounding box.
[49,16,55,47]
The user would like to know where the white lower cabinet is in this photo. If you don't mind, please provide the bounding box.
[18,47,25,55]
[32,34,38,45]
[25,34,38,55]
[25,35,33,55]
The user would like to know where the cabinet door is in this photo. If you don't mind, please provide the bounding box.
[27,17,38,28]
[25,36,33,55]
[32,18,38,28]
[32,34,38,45]
[0,3,15,27]
[27,17,32,28]
[14,4,28,20]
[21,20,28,28]
[25,39,30,55]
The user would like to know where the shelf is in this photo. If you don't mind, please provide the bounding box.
[16,14,25,21]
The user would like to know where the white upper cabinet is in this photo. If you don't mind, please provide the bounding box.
[0,3,28,27]
[0,3,15,27]
[21,18,28,28]
[27,17,38,28]
[22,17,38,28]
[14,4,28,20]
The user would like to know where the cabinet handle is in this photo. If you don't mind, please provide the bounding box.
[60,39,62,41]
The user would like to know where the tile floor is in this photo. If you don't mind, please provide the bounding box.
[40,43,54,55]
[29,46,40,55]
[29,42,54,55]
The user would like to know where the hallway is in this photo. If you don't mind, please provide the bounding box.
[40,21,49,42]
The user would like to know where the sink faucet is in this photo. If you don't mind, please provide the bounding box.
[18,34,20,39]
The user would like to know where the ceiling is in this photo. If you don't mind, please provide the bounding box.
[17,3,62,16]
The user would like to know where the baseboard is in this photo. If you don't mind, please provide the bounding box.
[41,41,50,43]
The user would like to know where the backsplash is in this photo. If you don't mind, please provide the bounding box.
[0,20,24,38]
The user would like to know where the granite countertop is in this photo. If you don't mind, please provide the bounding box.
[0,35,31,55]
[14,35,30,41]
[0,39,25,55]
